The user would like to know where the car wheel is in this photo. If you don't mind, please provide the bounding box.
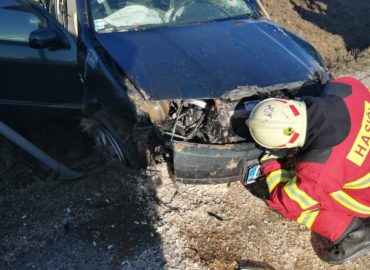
[85,110,148,169]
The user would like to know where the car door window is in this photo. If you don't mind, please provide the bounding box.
[0,0,82,106]
[0,0,47,42]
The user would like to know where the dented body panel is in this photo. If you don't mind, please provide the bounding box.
[96,19,325,100]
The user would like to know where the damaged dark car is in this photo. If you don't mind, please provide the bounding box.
[1,0,331,183]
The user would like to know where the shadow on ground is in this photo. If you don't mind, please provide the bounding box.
[0,120,165,269]
[290,0,370,52]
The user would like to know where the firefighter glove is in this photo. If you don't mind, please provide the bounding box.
[259,153,279,165]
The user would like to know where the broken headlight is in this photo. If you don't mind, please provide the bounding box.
[136,100,170,124]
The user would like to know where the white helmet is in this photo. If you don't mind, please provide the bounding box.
[246,98,307,149]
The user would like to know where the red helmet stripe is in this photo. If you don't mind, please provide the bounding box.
[276,99,288,103]
[289,105,300,116]
[289,133,300,144]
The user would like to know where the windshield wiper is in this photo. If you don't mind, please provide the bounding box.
[116,23,167,32]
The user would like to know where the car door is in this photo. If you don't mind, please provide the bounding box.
[0,0,82,111]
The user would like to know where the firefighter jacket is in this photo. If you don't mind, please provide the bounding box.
[261,77,370,242]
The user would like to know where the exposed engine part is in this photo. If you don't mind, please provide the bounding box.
[163,100,209,142]
[158,81,324,144]
[186,99,208,109]
[159,98,258,144]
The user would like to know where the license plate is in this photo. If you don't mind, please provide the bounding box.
[245,164,261,185]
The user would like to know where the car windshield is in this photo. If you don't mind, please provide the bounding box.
[90,0,254,32]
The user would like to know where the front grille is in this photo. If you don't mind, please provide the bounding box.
[288,83,323,98]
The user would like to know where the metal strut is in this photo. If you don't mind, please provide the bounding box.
[0,121,83,180]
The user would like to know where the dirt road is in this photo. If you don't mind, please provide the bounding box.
[1,1,370,269]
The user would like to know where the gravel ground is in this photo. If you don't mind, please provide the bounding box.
[1,1,370,269]
[3,143,368,269]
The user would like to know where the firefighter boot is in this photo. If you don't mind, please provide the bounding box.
[324,222,370,264]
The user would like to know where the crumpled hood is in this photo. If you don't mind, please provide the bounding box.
[96,19,324,100]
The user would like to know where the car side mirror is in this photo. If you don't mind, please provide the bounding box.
[29,28,66,49]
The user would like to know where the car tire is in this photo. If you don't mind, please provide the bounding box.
[86,110,148,169]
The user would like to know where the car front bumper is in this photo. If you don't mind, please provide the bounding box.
[170,141,262,184]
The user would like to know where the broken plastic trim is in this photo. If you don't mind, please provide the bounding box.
[223,78,328,101]
[221,80,310,101]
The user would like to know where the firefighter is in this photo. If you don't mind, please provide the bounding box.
[246,77,370,264]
